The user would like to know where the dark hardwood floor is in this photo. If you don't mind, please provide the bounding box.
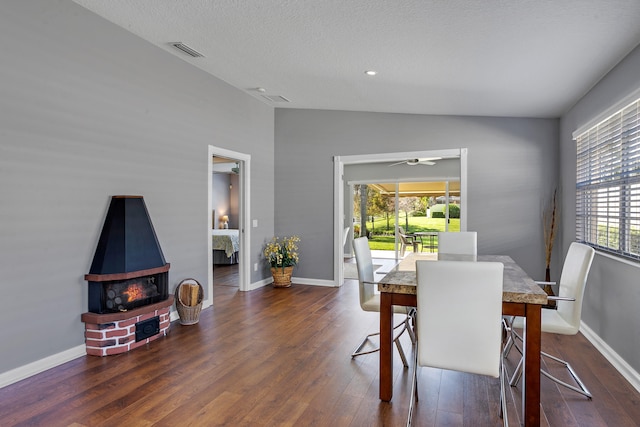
[213,263,239,287]
[1,265,639,426]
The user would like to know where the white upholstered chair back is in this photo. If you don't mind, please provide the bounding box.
[552,242,595,334]
[415,259,503,377]
[437,231,477,256]
[352,237,376,312]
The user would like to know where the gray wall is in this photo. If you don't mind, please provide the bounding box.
[0,1,274,375]
[560,44,640,373]
[274,109,559,281]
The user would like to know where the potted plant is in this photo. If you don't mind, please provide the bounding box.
[263,235,300,288]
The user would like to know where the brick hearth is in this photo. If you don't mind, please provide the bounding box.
[81,296,173,356]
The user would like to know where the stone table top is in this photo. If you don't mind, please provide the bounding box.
[376,253,548,305]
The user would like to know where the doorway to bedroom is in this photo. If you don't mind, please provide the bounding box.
[212,155,241,287]
[208,145,251,298]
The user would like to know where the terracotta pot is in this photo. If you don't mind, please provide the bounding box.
[271,266,293,288]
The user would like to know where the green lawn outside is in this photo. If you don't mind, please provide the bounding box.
[359,216,460,251]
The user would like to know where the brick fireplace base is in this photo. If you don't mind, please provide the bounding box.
[81,296,174,356]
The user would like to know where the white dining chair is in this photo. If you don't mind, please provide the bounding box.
[407,259,507,426]
[351,237,414,367]
[504,242,595,398]
[437,231,477,257]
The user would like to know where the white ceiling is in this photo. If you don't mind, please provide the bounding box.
[73,0,640,118]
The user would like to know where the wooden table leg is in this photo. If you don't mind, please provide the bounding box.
[523,304,542,427]
[379,292,393,401]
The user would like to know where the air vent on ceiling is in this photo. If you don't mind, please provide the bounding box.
[170,42,204,58]
[261,95,290,103]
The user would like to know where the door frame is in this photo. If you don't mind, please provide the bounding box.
[208,145,251,300]
[334,148,467,286]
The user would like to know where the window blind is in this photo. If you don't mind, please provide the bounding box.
[575,98,640,261]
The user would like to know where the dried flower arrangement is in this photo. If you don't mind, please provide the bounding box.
[542,188,559,306]
[543,188,559,280]
[263,235,300,270]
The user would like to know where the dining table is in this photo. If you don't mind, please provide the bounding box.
[413,231,438,252]
[377,252,547,427]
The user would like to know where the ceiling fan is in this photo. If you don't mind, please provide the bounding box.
[388,157,441,166]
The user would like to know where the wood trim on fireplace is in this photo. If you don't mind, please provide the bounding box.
[84,263,170,282]
[81,295,174,324]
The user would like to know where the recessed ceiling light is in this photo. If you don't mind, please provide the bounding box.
[364,70,377,76]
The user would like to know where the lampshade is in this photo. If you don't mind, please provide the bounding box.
[221,215,229,222]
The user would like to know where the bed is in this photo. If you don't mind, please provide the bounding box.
[212,229,239,264]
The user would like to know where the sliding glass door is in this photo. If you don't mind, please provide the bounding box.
[350,180,461,258]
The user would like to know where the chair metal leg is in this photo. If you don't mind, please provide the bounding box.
[351,331,380,357]
[505,323,592,399]
[499,355,509,426]
[505,329,525,387]
[406,320,416,344]
[501,316,516,358]
[539,351,592,398]
[395,335,408,368]
[406,337,419,427]
[509,351,591,398]
[501,317,525,386]
[509,355,524,386]
[351,314,412,368]
[406,308,417,344]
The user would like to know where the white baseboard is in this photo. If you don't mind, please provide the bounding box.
[581,321,640,393]
[291,276,338,287]
[249,278,272,290]
[0,345,86,389]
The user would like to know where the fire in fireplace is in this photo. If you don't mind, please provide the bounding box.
[104,276,160,312]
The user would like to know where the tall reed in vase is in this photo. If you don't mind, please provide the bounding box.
[543,188,558,307]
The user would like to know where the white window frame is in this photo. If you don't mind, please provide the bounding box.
[574,98,640,262]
